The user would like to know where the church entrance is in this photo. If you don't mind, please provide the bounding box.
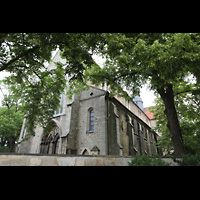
[40,122,61,155]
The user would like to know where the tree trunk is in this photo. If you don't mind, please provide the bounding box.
[157,84,186,157]
[9,141,16,152]
[9,136,17,152]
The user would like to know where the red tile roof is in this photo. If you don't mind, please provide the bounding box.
[144,109,154,120]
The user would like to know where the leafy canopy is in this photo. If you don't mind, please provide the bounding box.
[151,79,200,155]
[0,103,24,152]
[81,33,200,98]
[0,33,67,134]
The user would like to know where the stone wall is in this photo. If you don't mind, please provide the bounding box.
[108,97,161,157]
[0,154,178,166]
[77,87,107,155]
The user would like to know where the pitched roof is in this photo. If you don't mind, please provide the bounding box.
[144,109,155,120]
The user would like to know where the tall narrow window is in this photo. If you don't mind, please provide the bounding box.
[54,93,64,115]
[89,109,94,132]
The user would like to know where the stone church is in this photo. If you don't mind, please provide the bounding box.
[17,51,161,156]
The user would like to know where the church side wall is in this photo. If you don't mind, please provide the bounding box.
[76,88,107,155]
[115,96,151,127]
[108,97,160,157]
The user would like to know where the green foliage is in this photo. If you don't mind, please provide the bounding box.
[0,146,10,152]
[176,154,200,166]
[2,64,66,135]
[149,98,174,154]
[0,106,24,152]
[0,86,24,152]
[151,79,200,155]
[0,33,67,135]
[73,33,200,102]
[0,33,104,135]
[128,155,170,166]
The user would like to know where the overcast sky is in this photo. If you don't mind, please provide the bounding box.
[140,84,156,108]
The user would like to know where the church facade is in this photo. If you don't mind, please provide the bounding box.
[17,51,161,156]
[17,85,161,156]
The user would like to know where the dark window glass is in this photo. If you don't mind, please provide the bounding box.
[89,109,94,131]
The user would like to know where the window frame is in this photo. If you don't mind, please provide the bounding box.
[86,107,94,133]
[54,93,64,116]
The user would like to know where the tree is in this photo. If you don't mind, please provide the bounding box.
[151,80,200,155]
[149,97,174,155]
[0,94,24,152]
[59,33,200,156]
[0,33,106,134]
[0,33,105,135]
[0,33,67,135]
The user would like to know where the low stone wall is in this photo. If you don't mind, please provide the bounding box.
[0,153,178,166]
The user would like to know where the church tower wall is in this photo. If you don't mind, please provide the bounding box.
[76,87,107,155]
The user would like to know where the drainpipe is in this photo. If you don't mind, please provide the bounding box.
[106,94,110,155]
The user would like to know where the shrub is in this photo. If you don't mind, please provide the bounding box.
[176,154,200,166]
[128,154,170,166]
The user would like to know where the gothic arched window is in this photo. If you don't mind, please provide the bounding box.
[40,127,60,154]
[86,108,94,133]
[89,108,94,132]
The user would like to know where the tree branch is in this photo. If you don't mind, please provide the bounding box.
[174,89,197,96]
[113,71,138,82]
[0,45,39,72]
[89,71,138,83]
